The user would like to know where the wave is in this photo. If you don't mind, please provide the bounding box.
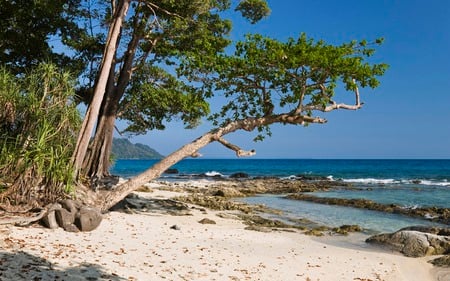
[341,178,449,187]
[204,171,224,177]
[343,178,398,185]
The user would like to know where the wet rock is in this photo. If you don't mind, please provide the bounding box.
[429,255,450,267]
[74,206,102,232]
[198,218,216,224]
[296,175,329,181]
[164,169,179,174]
[286,194,450,225]
[212,187,245,198]
[304,227,330,237]
[332,225,362,235]
[366,229,450,257]
[230,172,249,179]
[244,225,272,232]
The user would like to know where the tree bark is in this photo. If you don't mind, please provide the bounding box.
[98,131,216,212]
[72,0,131,177]
[82,19,143,179]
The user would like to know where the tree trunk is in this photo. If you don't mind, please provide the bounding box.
[82,22,142,179]
[71,0,130,177]
[83,105,117,178]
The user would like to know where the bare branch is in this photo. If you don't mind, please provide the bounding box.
[144,1,183,19]
[322,79,362,112]
[215,137,256,157]
[303,79,363,112]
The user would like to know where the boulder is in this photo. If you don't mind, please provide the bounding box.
[230,172,249,179]
[366,228,450,257]
[41,203,61,229]
[429,255,450,267]
[55,208,75,228]
[74,206,102,232]
[164,168,179,174]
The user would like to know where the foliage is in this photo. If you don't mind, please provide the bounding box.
[70,0,270,135]
[235,0,271,24]
[0,0,85,75]
[0,64,81,205]
[190,33,388,141]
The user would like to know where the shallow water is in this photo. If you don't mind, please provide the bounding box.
[238,194,447,234]
[111,159,450,233]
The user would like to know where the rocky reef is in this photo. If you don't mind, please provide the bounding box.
[286,193,450,225]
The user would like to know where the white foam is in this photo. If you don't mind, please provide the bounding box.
[205,171,223,177]
[343,178,397,185]
[415,180,450,187]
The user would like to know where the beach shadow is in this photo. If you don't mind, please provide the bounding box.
[0,251,125,281]
[110,193,192,216]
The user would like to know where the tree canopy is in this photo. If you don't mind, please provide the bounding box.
[0,0,85,75]
[0,1,388,213]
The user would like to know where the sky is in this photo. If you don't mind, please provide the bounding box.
[129,0,450,159]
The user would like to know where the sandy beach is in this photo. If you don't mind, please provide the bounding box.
[1,188,448,281]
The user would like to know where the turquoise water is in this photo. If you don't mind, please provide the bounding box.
[111,159,450,233]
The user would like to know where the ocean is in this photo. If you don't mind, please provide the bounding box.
[111,159,450,233]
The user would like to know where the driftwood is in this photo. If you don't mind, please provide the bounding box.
[0,207,50,227]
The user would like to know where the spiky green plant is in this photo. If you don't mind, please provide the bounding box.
[0,63,81,206]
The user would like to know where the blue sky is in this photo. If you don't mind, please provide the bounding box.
[131,0,450,159]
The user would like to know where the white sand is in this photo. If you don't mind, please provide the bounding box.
[0,189,447,281]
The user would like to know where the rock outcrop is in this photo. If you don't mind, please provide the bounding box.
[41,200,102,232]
[366,227,450,257]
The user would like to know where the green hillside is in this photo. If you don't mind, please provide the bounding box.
[112,138,164,159]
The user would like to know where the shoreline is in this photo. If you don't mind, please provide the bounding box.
[1,185,449,280]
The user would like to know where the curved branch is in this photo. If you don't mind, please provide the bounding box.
[98,111,326,211]
[304,79,363,112]
[215,137,256,157]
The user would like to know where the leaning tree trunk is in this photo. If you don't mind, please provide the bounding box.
[95,116,271,212]
[97,131,216,212]
[92,113,318,212]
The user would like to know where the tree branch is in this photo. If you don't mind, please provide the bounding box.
[215,137,256,157]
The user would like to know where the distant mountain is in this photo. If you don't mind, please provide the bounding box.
[112,138,164,159]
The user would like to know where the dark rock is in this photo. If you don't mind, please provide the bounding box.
[41,203,61,229]
[59,199,80,213]
[55,208,75,228]
[41,211,58,229]
[429,255,450,267]
[164,169,179,174]
[332,225,362,235]
[213,190,226,197]
[62,223,80,233]
[198,218,216,224]
[366,229,450,257]
[400,226,450,236]
[230,172,249,179]
[296,175,329,181]
[412,179,422,184]
[74,206,102,232]
[170,224,180,230]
